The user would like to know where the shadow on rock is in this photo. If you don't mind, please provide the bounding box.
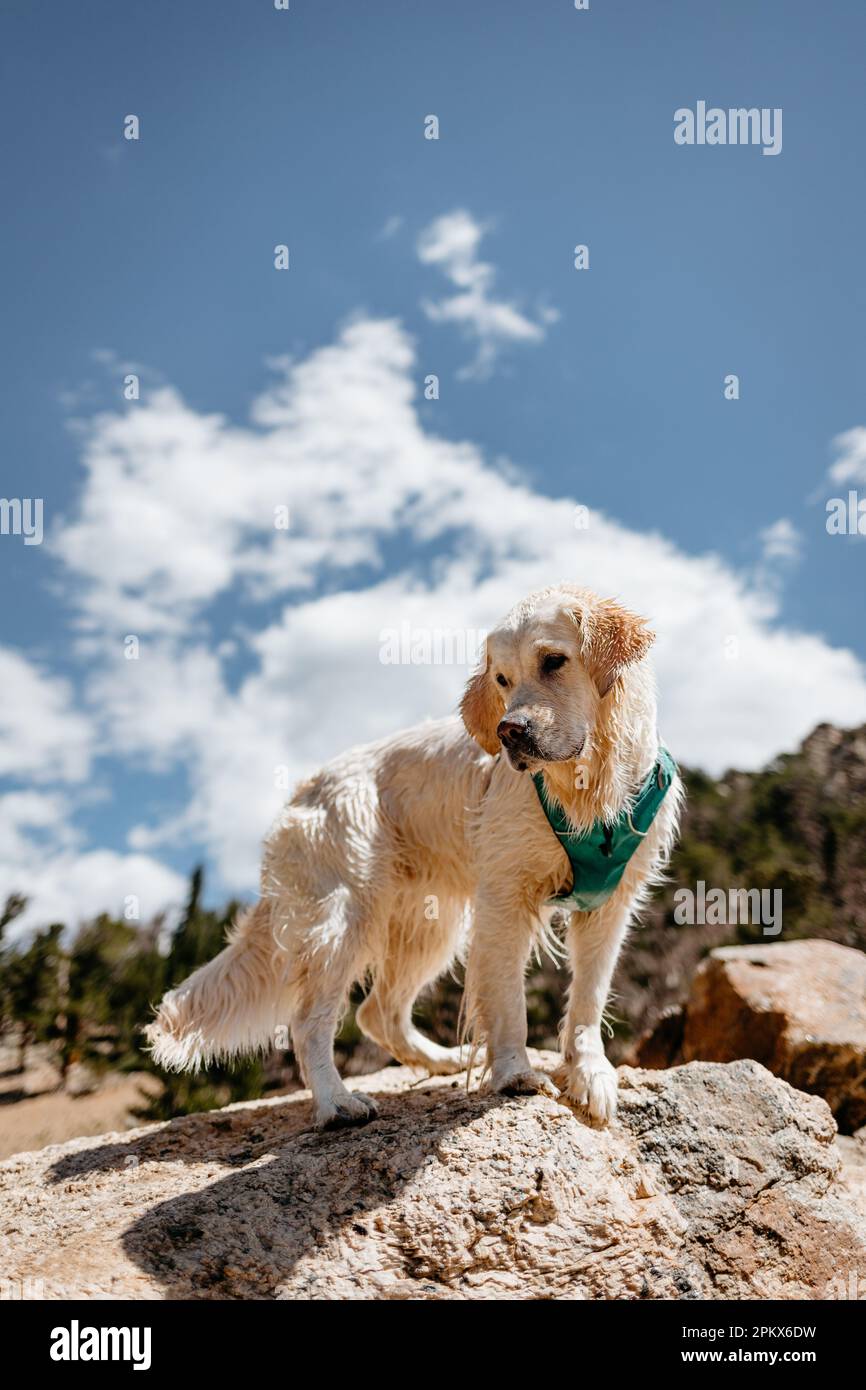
[116,1079,516,1299]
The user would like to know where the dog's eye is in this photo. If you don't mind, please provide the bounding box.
[541,652,568,675]
[495,673,509,687]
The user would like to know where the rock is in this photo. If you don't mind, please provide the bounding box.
[800,723,866,801]
[680,941,866,1132]
[836,1133,866,1221]
[631,1005,685,1069]
[1,1052,865,1301]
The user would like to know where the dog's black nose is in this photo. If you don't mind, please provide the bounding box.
[497,715,531,748]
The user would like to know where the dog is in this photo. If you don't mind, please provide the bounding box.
[146,584,682,1129]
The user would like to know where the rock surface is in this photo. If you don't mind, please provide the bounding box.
[679,940,866,1132]
[837,1132,866,1222]
[2,1051,866,1301]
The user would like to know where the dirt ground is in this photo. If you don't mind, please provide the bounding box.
[0,1044,160,1160]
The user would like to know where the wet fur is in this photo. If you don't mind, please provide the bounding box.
[147,585,682,1128]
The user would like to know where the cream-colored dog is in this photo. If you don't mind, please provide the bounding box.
[147,585,682,1129]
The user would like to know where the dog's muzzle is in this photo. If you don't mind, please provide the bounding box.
[498,716,585,771]
[497,715,546,771]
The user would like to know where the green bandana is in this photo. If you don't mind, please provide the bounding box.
[532,745,677,913]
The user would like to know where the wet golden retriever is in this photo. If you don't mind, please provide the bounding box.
[147,585,682,1128]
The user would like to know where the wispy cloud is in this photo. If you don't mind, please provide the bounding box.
[0,650,93,784]
[0,651,184,936]
[417,210,557,379]
[377,214,404,241]
[828,426,866,486]
[0,781,185,938]
[759,517,802,565]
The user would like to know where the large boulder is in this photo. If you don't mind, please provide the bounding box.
[1,1052,865,1301]
[680,941,866,1131]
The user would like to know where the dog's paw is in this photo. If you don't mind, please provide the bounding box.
[491,1067,561,1099]
[316,1090,378,1131]
[562,1054,618,1126]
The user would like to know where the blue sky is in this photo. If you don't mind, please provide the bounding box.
[1,0,865,933]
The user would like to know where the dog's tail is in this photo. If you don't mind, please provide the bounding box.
[145,899,289,1071]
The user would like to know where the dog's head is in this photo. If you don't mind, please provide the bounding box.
[460,586,655,771]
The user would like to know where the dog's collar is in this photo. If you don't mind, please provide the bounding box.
[532,745,677,913]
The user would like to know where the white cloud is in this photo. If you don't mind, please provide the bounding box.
[0,649,92,783]
[417,210,557,378]
[0,791,77,862]
[759,517,802,564]
[51,320,422,635]
[0,651,181,940]
[3,851,186,941]
[828,426,866,486]
[0,789,185,940]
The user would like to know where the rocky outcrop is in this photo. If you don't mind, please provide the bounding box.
[674,941,866,1132]
[800,723,866,800]
[2,1052,865,1301]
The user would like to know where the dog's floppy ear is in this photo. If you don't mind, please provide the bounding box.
[460,662,503,755]
[579,598,655,697]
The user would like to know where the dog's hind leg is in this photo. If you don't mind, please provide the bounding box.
[356,898,467,1076]
[289,891,378,1131]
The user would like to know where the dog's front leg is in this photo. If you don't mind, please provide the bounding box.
[465,890,559,1098]
[559,897,633,1125]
